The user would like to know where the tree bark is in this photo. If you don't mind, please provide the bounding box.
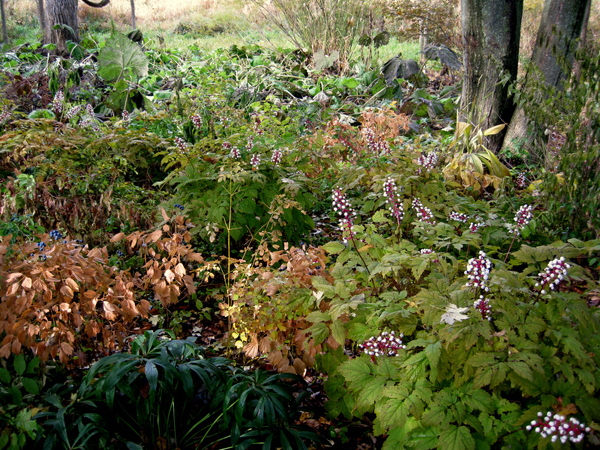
[1,0,8,43]
[46,0,79,53]
[501,0,591,164]
[37,0,49,45]
[460,0,523,153]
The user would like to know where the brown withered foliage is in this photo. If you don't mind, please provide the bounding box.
[0,212,207,367]
[221,244,343,374]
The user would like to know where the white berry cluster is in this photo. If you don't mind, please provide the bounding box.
[526,412,590,444]
[121,110,130,123]
[516,172,528,189]
[363,127,390,156]
[360,331,406,357]
[65,105,82,120]
[250,154,260,170]
[191,114,202,129]
[174,137,189,153]
[332,189,355,239]
[420,248,433,255]
[51,90,65,114]
[412,198,436,224]
[416,151,439,173]
[383,178,404,223]
[246,135,255,151]
[473,295,492,321]
[230,146,241,159]
[535,257,571,295]
[0,111,10,123]
[514,204,533,234]
[465,251,492,291]
[271,149,283,165]
[449,212,469,223]
[469,217,485,233]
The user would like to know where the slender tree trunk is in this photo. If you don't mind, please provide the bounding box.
[501,0,591,163]
[46,0,79,53]
[1,0,8,44]
[130,0,136,29]
[37,0,49,45]
[460,0,523,153]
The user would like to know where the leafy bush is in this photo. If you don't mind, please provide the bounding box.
[78,329,232,449]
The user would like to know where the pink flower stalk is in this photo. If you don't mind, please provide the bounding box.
[250,154,260,169]
[526,412,589,444]
[0,111,10,123]
[360,331,406,361]
[191,114,202,129]
[535,257,571,295]
[465,251,492,291]
[383,178,404,225]
[412,198,436,224]
[473,295,492,321]
[222,141,232,150]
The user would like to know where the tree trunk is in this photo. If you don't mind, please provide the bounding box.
[46,0,79,54]
[130,0,136,29]
[37,0,49,45]
[1,0,8,44]
[460,0,523,153]
[501,0,591,164]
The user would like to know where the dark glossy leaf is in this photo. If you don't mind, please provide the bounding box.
[21,377,39,395]
[145,360,159,392]
[13,354,26,376]
[0,367,11,384]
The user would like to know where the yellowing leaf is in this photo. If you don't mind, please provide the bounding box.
[22,277,32,289]
[110,232,125,243]
[483,123,506,136]
[164,269,175,283]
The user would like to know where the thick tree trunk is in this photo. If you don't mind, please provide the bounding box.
[501,0,591,164]
[460,0,523,153]
[1,0,8,43]
[46,0,79,53]
[37,0,49,45]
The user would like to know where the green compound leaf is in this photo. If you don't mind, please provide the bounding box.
[338,358,373,388]
[438,425,475,450]
[407,426,439,450]
[355,377,386,411]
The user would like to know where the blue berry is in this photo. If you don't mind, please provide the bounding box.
[49,230,63,240]
[174,203,184,211]
[116,250,124,257]
[37,242,46,251]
